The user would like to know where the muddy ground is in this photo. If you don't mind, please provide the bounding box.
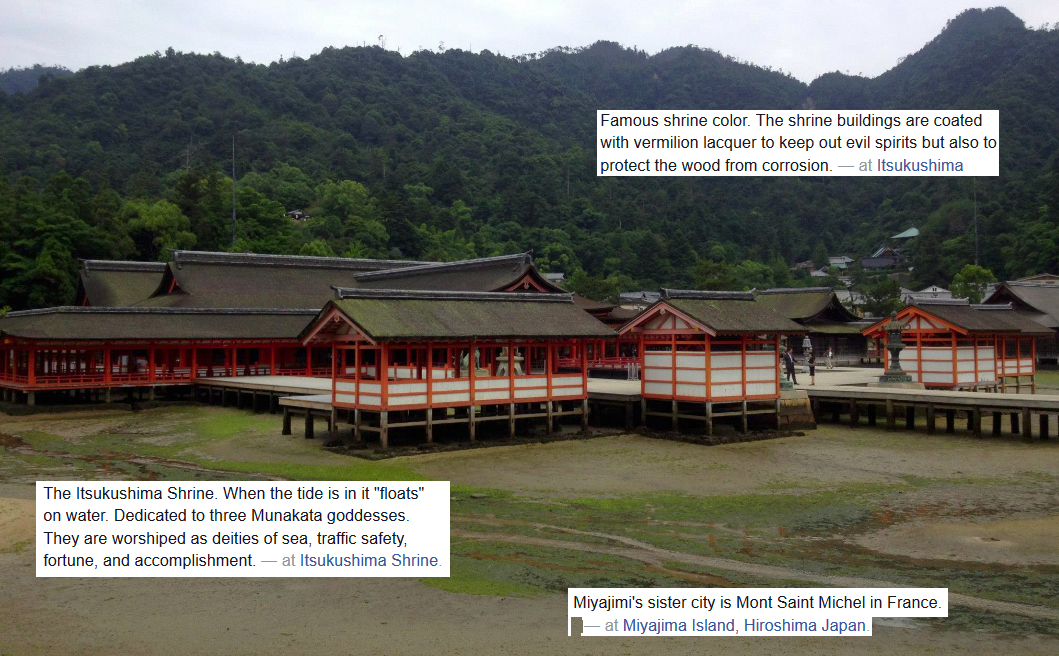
[2,404,1059,654]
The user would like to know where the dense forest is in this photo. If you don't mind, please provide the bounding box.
[1,7,1058,310]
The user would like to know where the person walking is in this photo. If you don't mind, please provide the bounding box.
[783,347,798,385]
[826,347,834,370]
[808,349,817,386]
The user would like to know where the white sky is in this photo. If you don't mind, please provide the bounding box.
[2,1,1056,82]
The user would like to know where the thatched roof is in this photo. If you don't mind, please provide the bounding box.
[984,282,1059,329]
[754,287,860,323]
[303,289,613,342]
[139,250,435,309]
[0,307,316,342]
[909,300,1051,335]
[619,290,803,335]
[352,253,564,293]
[74,260,167,307]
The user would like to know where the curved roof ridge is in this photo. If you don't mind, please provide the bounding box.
[170,250,432,270]
[333,287,571,303]
[661,289,755,301]
[352,252,532,281]
[81,260,168,275]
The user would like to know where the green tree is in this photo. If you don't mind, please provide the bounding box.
[950,264,997,303]
[123,200,197,261]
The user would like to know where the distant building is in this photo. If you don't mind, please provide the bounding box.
[286,210,312,221]
[983,279,1059,363]
[901,285,955,304]
[809,267,830,278]
[861,246,903,270]
[543,271,566,284]
[891,227,919,241]
[828,255,854,270]
[755,287,874,364]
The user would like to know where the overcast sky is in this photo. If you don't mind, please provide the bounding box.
[2,1,1056,82]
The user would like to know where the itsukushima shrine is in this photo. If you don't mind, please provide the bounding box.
[2,250,1059,442]
[617,289,804,433]
[861,299,1048,392]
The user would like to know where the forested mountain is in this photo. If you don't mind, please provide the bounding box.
[0,65,73,94]
[1,7,1058,310]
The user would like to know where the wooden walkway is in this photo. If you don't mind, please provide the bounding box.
[806,385,1059,439]
[187,374,1059,442]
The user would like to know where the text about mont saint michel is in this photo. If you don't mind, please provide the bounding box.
[36,481,450,577]
[597,110,999,177]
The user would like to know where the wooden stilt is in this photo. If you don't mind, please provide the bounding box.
[26,391,35,406]
[581,398,589,433]
[867,404,877,427]
[467,407,475,442]
[425,408,433,443]
[1010,412,1020,434]
[1041,414,1050,440]
[905,405,915,430]
[624,401,634,431]
[304,413,314,439]
[269,394,277,414]
[1022,408,1032,440]
[705,402,713,436]
[849,400,858,428]
[546,401,554,435]
[992,411,1001,436]
[741,400,748,434]
[282,409,292,435]
[330,407,338,440]
[945,410,955,433]
[640,398,647,428]
[926,404,936,434]
[354,408,362,443]
[380,410,389,449]
[885,399,895,430]
[509,403,516,438]
[972,407,982,438]
[671,399,678,431]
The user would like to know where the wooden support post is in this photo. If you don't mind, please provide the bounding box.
[304,413,314,439]
[966,410,974,432]
[467,407,475,442]
[221,389,229,407]
[282,409,291,435]
[425,408,433,443]
[26,391,35,406]
[905,405,915,430]
[1041,414,1050,440]
[581,398,589,433]
[1010,412,1020,434]
[354,408,363,443]
[640,398,647,428]
[624,401,634,431]
[546,400,554,435]
[380,411,389,449]
[849,400,858,428]
[705,402,713,436]
[992,411,1002,436]
[774,398,781,430]
[1022,408,1032,440]
[147,387,155,401]
[926,404,936,434]
[509,403,516,438]
[972,407,982,438]
[671,399,678,431]
[741,400,748,435]
[105,388,111,404]
[867,404,877,427]
[885,399,895,430]
[330,407,338,440]
[269,394,277,414]
[945,410,955,433]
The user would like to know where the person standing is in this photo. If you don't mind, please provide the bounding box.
[783,347,798,385]
[808,349,817,386]
[826,347,834,370]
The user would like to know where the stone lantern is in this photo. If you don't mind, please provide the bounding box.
[879,312,913,383]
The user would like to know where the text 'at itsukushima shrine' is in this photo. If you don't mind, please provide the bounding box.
[2,250,1057,446]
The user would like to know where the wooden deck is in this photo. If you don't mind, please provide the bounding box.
[184,373,1059,443]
